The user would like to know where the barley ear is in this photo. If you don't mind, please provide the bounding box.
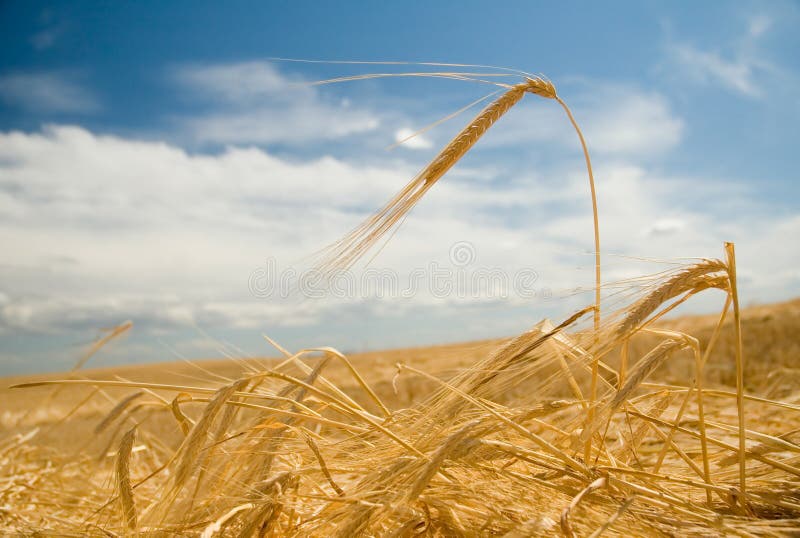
[315,77,557,276]
[116,426,137,530]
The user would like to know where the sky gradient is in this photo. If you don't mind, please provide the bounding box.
[1,1,799,374]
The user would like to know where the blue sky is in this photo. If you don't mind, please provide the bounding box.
[0,1,798,374]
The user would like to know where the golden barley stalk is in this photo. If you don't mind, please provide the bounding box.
[398,363,588,475]
[613,259,728,341]
[314,73,606,463]
[316,72,605,464]
[200,503,253,538]
[725,241,748,508]
[406,420,480,502]
[116,426,137,530]
[171,379,248,493]
[613,340,683,410]
[170,392,194,436]
[318,84,524,272]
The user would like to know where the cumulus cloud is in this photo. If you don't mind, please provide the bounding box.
[173,62,380,145]
[0,124,415,339]
[0,72,98,113]
[0,124,796,349]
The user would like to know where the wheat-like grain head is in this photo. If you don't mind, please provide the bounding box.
[314,77,557,277]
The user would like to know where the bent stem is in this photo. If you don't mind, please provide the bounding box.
[555,96,602,463]
[555,96,601,330]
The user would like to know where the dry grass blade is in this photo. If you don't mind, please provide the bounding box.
[307,347,390,417]
[76,320,133,372]
[561,477,608,538]
[588,496,635,538]
[620,391,672,465]
[406,420,480,502]
[398,363,588,475]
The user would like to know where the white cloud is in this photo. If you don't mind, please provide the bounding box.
[174,62,380,145]
[0,123,797,372]
[0,72,98,113]
[177,61,305,104]
[581,90,684,155]
[641,218,686,237]
[393,127,433,150]
[670,44,760,97]
[748,14,772,38]
[0,124,413,336]
[663,13,790,99]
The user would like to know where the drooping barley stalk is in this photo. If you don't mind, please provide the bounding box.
[315,77,601,330]
[313,73,605,462]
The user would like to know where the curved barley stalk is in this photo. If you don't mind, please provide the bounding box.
[311,72,605,462]
[314,76,601,333]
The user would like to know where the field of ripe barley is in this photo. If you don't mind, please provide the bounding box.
[2,295,799,536]
[3,5,799,537]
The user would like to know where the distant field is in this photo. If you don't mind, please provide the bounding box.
[2,296,799,535]
[4,297,798,421]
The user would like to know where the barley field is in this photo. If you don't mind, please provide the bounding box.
[2,290,799,536]
[2,67,799,537]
